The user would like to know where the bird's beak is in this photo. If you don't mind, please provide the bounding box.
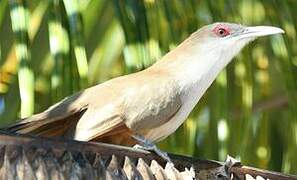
[237,26,285,39]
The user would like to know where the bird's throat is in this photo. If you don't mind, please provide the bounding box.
[156,43,230,98]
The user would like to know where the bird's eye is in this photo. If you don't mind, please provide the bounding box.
[213,25,230,37]
[218,28,226,36]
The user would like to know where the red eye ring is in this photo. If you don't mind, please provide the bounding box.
[218,28,226,36]
[213,25,230,37]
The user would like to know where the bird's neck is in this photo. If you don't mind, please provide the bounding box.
[150,40,232,104]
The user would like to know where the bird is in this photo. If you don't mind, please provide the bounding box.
[4,22,284,161]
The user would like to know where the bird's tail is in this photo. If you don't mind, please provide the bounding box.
[4,110,84,138]
[3,92,88,138]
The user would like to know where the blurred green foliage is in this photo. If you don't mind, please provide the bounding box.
[0,0,296,174]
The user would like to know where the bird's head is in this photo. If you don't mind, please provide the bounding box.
[189,22,284,63]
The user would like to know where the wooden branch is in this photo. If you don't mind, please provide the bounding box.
[230,166,296,180]
[0,131,295,179]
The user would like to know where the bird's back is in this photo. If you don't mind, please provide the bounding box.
[5,67,182,144]
[74,68,182,143]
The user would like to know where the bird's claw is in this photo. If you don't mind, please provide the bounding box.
[132,135,173,165]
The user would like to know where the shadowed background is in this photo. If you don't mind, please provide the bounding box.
[0,0,296,174]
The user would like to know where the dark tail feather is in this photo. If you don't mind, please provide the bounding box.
[3,110,86,138]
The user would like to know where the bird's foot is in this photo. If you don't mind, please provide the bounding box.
[132,134,173,166]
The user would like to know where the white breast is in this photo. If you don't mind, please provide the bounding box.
[142,38,240,141]
[143,82,205,142]
[143,49,230,142]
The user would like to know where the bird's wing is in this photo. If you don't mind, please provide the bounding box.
[74,70,182,141]
[5,92,88,137]
[122,74,182,132]
[6,68,182,143]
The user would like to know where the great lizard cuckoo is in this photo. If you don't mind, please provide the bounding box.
[5,22,284,161]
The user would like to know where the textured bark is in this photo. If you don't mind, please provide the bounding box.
[0,131,295,180]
